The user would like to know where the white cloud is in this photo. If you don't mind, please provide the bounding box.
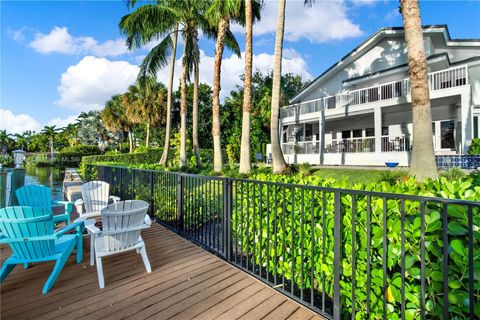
[231,0,363,43]
[47,115,79,128]
[0,108,41,134]
[29,26,129,57]
[57,56,139,111]
[155,48,312,100]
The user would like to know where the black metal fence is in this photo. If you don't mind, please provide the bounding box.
[89,164,479,320]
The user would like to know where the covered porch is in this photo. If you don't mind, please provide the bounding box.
[280,94,468,166]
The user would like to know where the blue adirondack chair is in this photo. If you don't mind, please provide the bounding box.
[0,206,84,294]
[16,185,73,226]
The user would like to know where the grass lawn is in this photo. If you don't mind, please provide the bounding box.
[311,167,391,184]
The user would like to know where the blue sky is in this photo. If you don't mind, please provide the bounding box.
[1,0,479,134]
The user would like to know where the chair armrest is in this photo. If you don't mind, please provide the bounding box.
[84,219,101,235]
[144,215,152,226]
[55,221,84,237]
[54,201,74,214]
[75,199,84,206]
[109,196,121,203]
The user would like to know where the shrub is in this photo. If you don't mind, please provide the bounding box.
[298,162,312,176]
[89,164,480,319]
[468,138,480,155]
[440,167,466,180]
[80,148,163,177]
[226,144,236,170]
[378,169,410,184]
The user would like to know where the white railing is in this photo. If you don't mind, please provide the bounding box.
[281,65,468,118]
[381,135,411,152]
[326,137,375,153]
[282,141,320,154]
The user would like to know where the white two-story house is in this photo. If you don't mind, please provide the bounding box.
[277,25,480,166]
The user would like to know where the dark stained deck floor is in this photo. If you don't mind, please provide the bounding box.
[1,223,324,320]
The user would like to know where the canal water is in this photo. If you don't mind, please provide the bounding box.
[24,167,65,201]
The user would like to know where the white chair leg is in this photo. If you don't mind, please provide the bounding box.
[95,255,104,289]
[90,235,95,266]
[139,245,151,273]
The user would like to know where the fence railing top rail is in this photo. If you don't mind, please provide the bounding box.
[87,164,480,207]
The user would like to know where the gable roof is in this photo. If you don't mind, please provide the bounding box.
[290,25,480,104]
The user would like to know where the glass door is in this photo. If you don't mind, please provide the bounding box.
[440,120,455,150]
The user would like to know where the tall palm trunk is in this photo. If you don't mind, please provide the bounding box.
[145,123,150,147]
[400,0,438,180]
[193,59,202,168]
[179,45,188,167]
[128,130,133,153]
[49,138,54,159]
[160,26,179,166]
[270,0,288,174]
[239,0,253,174]
[212,17,229,172]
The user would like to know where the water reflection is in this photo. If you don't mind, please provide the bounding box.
[25,167,64,201]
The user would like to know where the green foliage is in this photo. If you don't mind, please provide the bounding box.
[298,162,312,176]
[226,144,237,170]
[378,169,410,184]
[88,163,480,319]
[233,172,480,319]
[440,167,467,181]
[468,138,480,155]
[80,148,163,177]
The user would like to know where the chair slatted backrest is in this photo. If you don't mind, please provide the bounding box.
[101,200,149,252]
[81,181,110,213]
[0,207,55,260]
[16,185,52,211]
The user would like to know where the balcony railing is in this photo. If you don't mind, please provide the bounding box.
[326,137,375,153]
[282,136,412,154]
[280,65,468,118]
[381,135,411,152]
[282,141,320,154]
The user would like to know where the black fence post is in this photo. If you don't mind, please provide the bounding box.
[131,169,135,199]
[333,190,342,320]
[223,178,232,261]
[177,174,184,234]
[149,171,154,218]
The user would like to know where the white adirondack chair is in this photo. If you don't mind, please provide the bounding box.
[84,200,152,288]
[75,181,120,219]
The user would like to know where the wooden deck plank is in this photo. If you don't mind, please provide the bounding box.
[0,223,324,320]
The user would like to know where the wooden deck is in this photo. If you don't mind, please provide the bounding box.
[1,223,324,320]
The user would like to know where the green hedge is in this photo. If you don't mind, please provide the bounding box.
[81,148,164,177]
[469,138,480,155]
[87,164,480,319]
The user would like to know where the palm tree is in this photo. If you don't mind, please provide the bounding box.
[207,0,242,172]
[14,133,28,150]
[400,0,438,180]
[0,130,13,152]
[101,95,134,152]
[239,0,261,174]
[160,24,178,166]
[120,0,216,167]
[269,0,288,173]
[41,125,60,159]
[124,78,167,147]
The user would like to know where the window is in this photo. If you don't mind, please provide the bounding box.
[353,129,362,138]
[342,130,351,139]
[382,127,389,136]
[440,120,455,149]
[327,96,336,109]
[474,116,479,139]
[365,128,375,137]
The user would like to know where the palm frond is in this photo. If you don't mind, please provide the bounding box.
[119,4,177,50]
[138,34,175,79]
[224,28,241,57]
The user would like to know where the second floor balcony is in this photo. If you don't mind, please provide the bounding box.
[280,65,468,118]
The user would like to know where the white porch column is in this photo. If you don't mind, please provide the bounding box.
[374,107,382,153]
[460,91,472,153]
[319,110,325,165]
